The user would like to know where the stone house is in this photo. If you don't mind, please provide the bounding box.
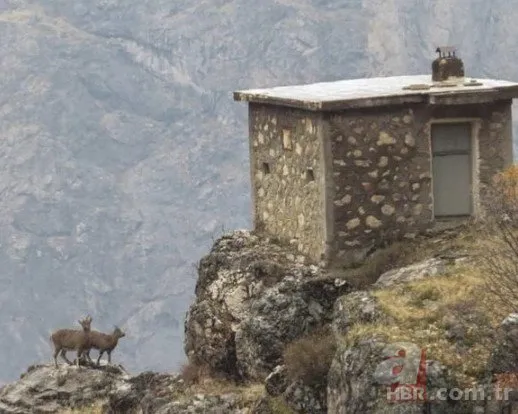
[233,49,518,265]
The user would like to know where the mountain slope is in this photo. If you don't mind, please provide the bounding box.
[0,0,517,382]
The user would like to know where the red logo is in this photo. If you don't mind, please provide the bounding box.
[373,342,428,402]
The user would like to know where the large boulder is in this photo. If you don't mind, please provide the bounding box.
[488,313,518,375]
[327,338,471,414]
[184,230,352,381]
[481,314,518,413]
[374,256,469,289]
[0,363,129,413]
[332,290,387,335]
[263,364,326,414]
[235,275,349,380]
[283,379,326,414]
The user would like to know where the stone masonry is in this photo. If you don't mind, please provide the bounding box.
[328,105,432,260]
[328,101,513,261]
[249,103,327,260]
[246,100,513,265]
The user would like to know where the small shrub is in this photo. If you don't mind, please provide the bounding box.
[494,372,518,389]
[268,396,295,414]
[408,285,441,306]
[180,362,212,385]
[283,327,337,388]
[478,165,518,313]
[339,242,410,289]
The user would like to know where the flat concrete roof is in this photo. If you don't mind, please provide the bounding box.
[233,75,518,111]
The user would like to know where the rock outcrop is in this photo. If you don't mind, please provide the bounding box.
[326,337,471,414]
[327,257,473,414]
[373,255,469,289]
[0,364,268,413]
[0,364,130,413]
[2,226,518,413]
[184,229,352,381]
[327,251,518,414]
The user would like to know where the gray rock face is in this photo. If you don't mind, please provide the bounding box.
[488,314,518,376]
[1,0,518,384]
[265,365,288,397]
[327,262,488,414]
[184,230,352,381]
[327,338,474,414]
[263,364,326,413]
[0,363,130,413]
[283,380,326,414]
[332,290,387,335]
[501,313,518,329]
[0,363,263,413]
[374,256,469,289]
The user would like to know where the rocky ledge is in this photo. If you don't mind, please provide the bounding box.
[184,229,353,382]
[0,363,267,413]
[1,226,518,413]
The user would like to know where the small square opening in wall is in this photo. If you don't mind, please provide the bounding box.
[306,168,315,182]
[282,129,292,150]
[262,162,271,174]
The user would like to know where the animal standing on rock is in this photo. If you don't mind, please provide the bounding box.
[50,315,92,368]
[85,326,126,366]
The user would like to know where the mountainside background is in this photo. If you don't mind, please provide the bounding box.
[0,0,517,383]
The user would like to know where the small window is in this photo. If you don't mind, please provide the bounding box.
[306,168,315,182]
[282,129,292,150]
[262,162,271,174]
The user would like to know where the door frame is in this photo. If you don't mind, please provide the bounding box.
[428,118,481,219]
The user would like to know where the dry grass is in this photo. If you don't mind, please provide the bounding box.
[336,223,480,290]
[283,327,337,387]
[177,362,264,405]
[477,165,518,313]
[62,368,264,412]
[344,262,503,387]
[59,403,105,414]
[268,396,296,413]
[172,380,264,407]
[475,228,518,315]
[179,361,213,385]
[338,242,411,289]
[186,380,264,402]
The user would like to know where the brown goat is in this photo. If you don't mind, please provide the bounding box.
[50,315,92,368]
[85,326,125,365]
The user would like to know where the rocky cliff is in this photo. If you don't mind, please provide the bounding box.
[1,224,516,413]
[2,0,518,384]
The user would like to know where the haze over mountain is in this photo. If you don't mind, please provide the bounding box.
[0,0,517,382]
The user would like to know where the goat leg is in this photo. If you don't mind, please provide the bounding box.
[85,350,94,363]
[76,350,81,367]
[60,350,73,365]
[96,351,103,366]
[53,348,60,368]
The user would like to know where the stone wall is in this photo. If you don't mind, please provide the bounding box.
[326,105,433,260]
[248,103,326,261]
[247,100,513,266]
[325,100,514,261]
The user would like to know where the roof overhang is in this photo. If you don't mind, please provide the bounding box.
[233,76,518,111]
[232,91,427,111]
